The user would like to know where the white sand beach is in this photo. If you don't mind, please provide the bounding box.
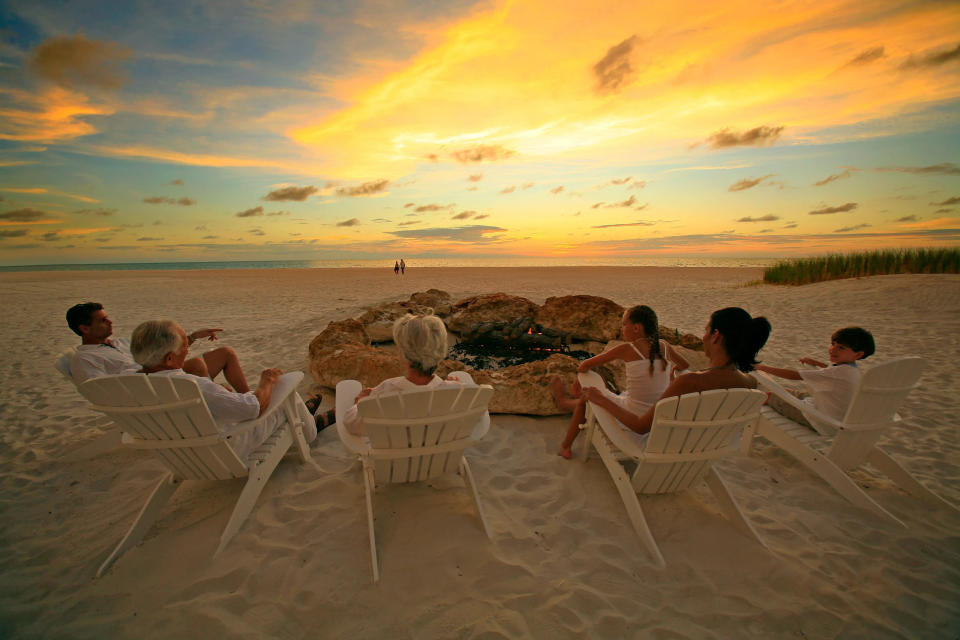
[1,266,958,639]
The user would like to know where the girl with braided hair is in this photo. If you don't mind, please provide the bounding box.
[551,305,689,458]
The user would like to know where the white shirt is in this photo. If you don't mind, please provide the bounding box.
[71,338,140,386]
[342,375,477,436]
[149,369,272,459]
[799,363,861,427]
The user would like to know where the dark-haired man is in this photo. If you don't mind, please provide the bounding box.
[65,302,249,392]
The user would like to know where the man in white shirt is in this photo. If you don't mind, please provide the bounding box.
[66,301,250,391]
[130,319,316,457]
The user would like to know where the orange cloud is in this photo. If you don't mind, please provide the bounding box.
[0,86,114,142]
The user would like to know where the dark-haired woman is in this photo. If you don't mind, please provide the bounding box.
[581,306,770,437]
[551,305,689,458]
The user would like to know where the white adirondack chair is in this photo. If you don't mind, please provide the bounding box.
[55,347,126,461]
[578,371,768,567]
[78,371,312,577]
[749,357,958,525]
[335,376,494,583]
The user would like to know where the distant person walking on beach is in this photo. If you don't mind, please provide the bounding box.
[550,305,689,458]
[394,260,400,275]
[400,258,406,275]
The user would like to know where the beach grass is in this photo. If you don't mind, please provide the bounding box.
[763,248,960,285]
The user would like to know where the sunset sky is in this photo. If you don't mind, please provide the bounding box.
[1,0,958,265]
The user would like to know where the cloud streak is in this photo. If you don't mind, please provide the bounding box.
[593,35,639,93]
[729,174,774,192]
[29,34,131,90]
[704,126,784,149]
[809,202,858,215]
[264,185,318,201]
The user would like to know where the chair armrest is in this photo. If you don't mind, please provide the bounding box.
[447,370,476,384]
[335,379,368,454]
[754,371,845,431]
[256,371,304,421]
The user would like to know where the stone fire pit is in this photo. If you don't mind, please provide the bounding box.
[309,290,704,415]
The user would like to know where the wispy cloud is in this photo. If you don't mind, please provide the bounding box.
[337,218,361,227]
[450,145,515,164]
[550,186,564,194]
[814,169,856,186]
[264,185,318,201]
[842,46,885,68]
[895,215,919,222]
[74,207,116,216]
[836,223,871,232]
[932,196,960,206]
[467,174,483,182]
[876,163,960,175]
[737,214,779,222]
[704,126,784,149]
[28,34,131,90]
[452,211,475,220]
[729,174,774,192]
[0,229,29,238]
[0,208,46,221]
[387,225,506,242]
[900,43,960,70]
[143,196,195,205]
[500,186,516,194]
[809,202,858,215]
[336,179,389,196]
[592,221,654,228]
[236,206,264,217]
[414,203,452,213]
[593,35,639,93]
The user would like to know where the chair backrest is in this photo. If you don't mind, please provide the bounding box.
[633,388,766,494]
[55,347,77,381]
[843,357,925,426]
[78,374,248,480]
[357,384,494,483]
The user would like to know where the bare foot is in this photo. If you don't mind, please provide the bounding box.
[557,446,572,459]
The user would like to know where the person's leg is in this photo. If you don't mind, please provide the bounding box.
[201,347,250,393]
[183,356,210,378]
[558,397,588,458]
[550,375,579,412]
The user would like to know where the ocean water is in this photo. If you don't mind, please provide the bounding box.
[0,256,777,272]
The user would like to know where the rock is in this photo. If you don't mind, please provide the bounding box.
[308,318,369,362]
[310,342,404,389]
[359,301,437,342]
[408,289,453,316]
[536,295,624,342]
[447,293,539,334]
[660,324,703,350]
[468,353,580,415]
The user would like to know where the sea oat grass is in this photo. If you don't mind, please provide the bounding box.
[763,248,960,285]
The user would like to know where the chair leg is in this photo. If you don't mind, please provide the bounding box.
[756,418,906,527]
[704,466,767,549]
[288,393,313,463]
[97,473,180,577]
[459,457,491,538]
[215,433,290,557]
[363,461,380,583]
[592,430,666,567]
[63,428,125,462]
[579,409,597,462]
[866,446,960,516]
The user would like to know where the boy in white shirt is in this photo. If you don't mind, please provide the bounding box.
[755,327,875,431]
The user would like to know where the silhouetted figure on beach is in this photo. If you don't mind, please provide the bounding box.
[394,260,400,275]
[400,258,406,275]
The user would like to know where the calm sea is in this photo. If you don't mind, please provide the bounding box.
[0,256,777,272]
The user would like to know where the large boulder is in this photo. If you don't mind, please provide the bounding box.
[310,342,404,389]
[408,289,453,317]
[659,324,703,350]
[359,301,437,342]
[468,353,580,415]
[308,318,369,361]
[447,293,539,334]
[536,295,625,342]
